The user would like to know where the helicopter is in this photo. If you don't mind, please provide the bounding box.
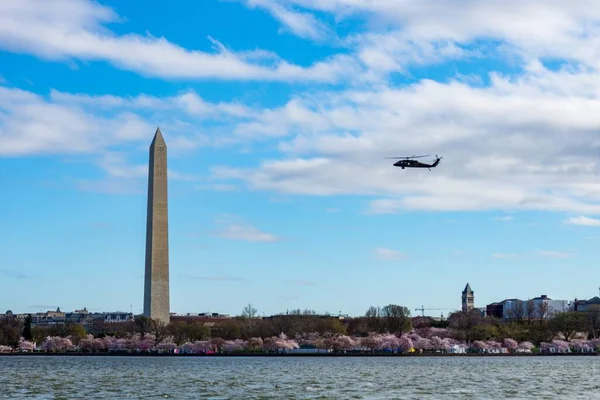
[384,154,443,170]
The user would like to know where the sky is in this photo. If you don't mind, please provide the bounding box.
[1,0,600,318]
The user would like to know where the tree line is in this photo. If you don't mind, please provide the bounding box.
[1,303,599,349]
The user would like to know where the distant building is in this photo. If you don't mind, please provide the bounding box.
[573,296,600,312]
[1,307,133,330]
[462,283,474,312]
[486,295,569,321]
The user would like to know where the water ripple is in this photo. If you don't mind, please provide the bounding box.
[0,355,599,399]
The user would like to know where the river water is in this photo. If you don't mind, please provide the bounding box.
[1,355,598,399]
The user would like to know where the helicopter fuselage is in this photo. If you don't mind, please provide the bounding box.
[393,160,432,168]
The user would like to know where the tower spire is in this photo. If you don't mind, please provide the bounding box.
[143,127,170,325]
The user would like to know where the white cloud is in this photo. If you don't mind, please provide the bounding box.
[564,216,600,226]
[211,65,600,215]
[0,86,155,156]
[0,0,357,82]
[212,216,280,242]
[537,250,573,259]
[245,0,333,41]
[281,0,600,68]
[493,253,518,259]
[494,216,514,221]
[0,85,255,157]
[285,279,316,286]
[374,247,405,261]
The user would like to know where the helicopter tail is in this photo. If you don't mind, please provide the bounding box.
[432,155,443,167]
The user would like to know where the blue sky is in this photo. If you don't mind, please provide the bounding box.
[1,0,600,317]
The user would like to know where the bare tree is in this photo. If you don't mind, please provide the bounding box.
[240,304,258,338]
[505,300,525,322]
[365,306,381,332]
[535,301,550,325]
[525,300,536,324]
[587,305,600,339]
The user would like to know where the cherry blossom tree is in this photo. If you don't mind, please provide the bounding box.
[503,338,518,352]
[551,340,570,353]
[413,337,432,352]
[18,338,36,352]
[517,341,535,351]
[397,335,414,353]
[380,334,401,352]
[222,339,245,353]
[430,336,451,352]
[0,345,12,353]
[41,336,75,352]
[327,335,357,352]
[359,334,383,352]
[570,339,592,353]
[469,340,489,352]
[245,337,264,351]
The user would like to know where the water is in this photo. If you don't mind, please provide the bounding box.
[0,355,598,399]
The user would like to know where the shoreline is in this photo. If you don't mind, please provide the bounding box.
[1,352,597,357]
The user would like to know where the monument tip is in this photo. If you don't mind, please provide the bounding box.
[151,127,166,146]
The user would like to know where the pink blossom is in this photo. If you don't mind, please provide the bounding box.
[397,335,413,353]
[552,340,570,352]
[222,339,245,352]
[470,340,489,350]
[570,339,591,352]
[41,336,74,352]
[18,339,36,352]
[518,341,535,350]
[359,335,383,351]
[156,342,176,352]
[380,334,401,351]
[0,345,12,353]
[503,338,518,351]
[413,337,432,351]
[486,340,502,349]
[329,335,358,351]
[245,337,264,350]
[430,336,451,351]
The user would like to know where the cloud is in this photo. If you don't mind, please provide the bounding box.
[245,0,333,41]
[28,305,59,310]
[0,268,29,279]
[279,294,300,300]
[494,216,514,221]
[0,0,357,82]
[374,247,405,261]
[285,279,316,286]
[212,216,280,242]
[537,250,573,259]
[184,275,246,282]
[277,0,600,68]
[0,86,153,156]
[492,253,518,259]
[564,216,600,226]
[211,64,600,215]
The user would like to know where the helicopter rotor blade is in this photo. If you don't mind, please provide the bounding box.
[383,155,430,159]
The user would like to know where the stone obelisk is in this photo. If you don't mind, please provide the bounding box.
[143,127,170,325]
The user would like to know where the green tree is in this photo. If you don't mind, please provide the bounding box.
[66,324,87,345]
[380,304,412,334]
[23,315,33,341]
[0,317,22,347]
[548,311,587,341]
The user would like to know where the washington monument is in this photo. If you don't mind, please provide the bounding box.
[143,127,170,325]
